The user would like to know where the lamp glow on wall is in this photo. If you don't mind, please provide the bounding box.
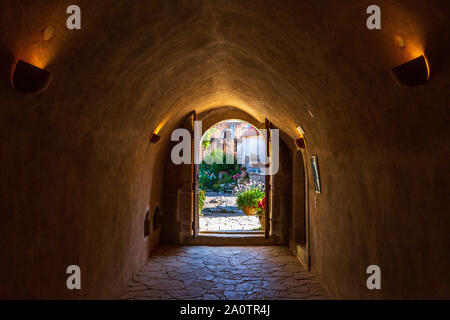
[295,125,306,149]
[10,59,53,93]
[390,36,430,87]
[391,54,430,87]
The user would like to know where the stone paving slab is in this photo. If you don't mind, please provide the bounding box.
[121,246,330,300]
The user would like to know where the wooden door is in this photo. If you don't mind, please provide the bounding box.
[185,112,199,238]
[264,119,271,239]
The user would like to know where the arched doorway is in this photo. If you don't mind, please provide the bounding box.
[198,119,267,234]
[161,106,307,247]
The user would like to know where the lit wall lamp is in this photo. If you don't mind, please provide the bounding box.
[151,119,167,143]
[10,60,53,93]
[295,124,306,149]
[391,55,430,87]
[150,132,161,143]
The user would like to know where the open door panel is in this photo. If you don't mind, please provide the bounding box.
[264,119,272,239]
[185,112,199,239]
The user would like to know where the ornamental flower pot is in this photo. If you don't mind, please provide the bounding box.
[243,206,256,215]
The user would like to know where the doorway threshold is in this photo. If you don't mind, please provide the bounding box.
[190,232,278,246]
[199,230,264,235]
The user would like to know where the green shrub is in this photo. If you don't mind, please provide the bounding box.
[220,174,233,184]
[236,187,265,210]
[199,171,215,189]
[202,127,218,149]
[211,182,222,192]
[199,150,242,191]
[198,190,206,214]
[201,150,241,177]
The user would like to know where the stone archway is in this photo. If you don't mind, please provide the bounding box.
[160,106,306,247]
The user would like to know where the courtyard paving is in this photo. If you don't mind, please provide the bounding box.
[121,246,329,300]
[200,193,261,231]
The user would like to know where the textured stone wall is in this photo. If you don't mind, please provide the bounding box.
[0,0,449,298]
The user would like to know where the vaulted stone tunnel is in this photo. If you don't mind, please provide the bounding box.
[0,0,449,299]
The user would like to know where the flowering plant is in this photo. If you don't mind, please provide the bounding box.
[256,197,265,216]
[199,170,217,189]
[235,180,265,211]
[236,187,265,210]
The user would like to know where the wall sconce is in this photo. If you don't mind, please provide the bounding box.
[10,60,53,93]
[295,125,306,149]
[391,55,430,87]
[295,137,306,149]
[150,132,161,143]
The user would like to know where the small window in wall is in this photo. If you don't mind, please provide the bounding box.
[153,206,161,231]
[144,208,150,237]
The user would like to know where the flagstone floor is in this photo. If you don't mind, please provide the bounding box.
[121,245,329,300]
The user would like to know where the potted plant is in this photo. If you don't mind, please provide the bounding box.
[236,187,264,215]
